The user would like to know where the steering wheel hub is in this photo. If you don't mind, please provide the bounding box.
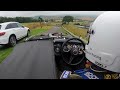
[72,49,79,56]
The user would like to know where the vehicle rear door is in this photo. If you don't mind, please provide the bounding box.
[11,23,22,39]
[17,23,27,37]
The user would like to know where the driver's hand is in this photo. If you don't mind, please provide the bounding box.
[85,60,92,69]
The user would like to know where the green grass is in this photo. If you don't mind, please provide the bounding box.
[31,28,47,36]
[63,24,88,41]
[0,46,13,63]
[58,27,69,35]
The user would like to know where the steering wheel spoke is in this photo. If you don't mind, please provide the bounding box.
[68,56,74,64]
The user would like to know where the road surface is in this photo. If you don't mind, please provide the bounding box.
[0,26,65,79]
[43,26,61,34]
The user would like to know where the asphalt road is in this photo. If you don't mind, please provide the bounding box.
[43,26,61,34]
[42,26,72,37]
[0,26,63,79]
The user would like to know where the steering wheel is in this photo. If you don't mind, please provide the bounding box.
[61,38,85,66]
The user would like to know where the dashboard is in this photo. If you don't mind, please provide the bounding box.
[53,39,84,56]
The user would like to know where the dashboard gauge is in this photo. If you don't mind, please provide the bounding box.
[54,44,61,55]
[63,45,70,52]
[72,44,77,48]
[55,47,60,53]
[77,45,84,50]
[79,50,83,55]
[80,45,84,50]
[67,44,72,50]
[77,45,84,55]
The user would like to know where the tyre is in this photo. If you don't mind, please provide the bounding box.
[8,35,17,47]
[27,30,31,37]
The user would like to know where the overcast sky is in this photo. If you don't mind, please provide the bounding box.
[0,11,106,17]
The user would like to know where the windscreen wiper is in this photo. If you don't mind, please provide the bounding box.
[24,35,52,42]
[27,37,52,41]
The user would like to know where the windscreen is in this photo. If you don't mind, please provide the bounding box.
[0,11,106,79]
[0,25,1,30]
[86,23,93,45]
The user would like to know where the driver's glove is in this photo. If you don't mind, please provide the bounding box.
[60,70,82,79]
[68,74,83,79]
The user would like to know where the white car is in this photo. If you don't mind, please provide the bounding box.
[0,22,30,47]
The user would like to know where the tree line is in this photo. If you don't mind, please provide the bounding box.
[0,16,74,24]
[0,17,42,23]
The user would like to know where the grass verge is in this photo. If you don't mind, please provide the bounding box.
[63,24,88,41]
[0,47,13,63]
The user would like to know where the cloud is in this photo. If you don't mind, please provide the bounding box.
[0,11,105,17]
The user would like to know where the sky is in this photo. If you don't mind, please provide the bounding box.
[0,11,106,17]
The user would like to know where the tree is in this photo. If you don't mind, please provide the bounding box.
[38,17,44,28]
[45,19,48,22]
[62,16,74,24]
[0,17,39,23]
[50,19,55,22]
[38,17,44,22]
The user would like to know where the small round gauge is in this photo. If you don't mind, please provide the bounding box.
[54,44,61,55]
[55,47,60,53]
[80,45,84,50]
[79,50,83,55]
[72,44,77,48]
[63,45,70,52]
[77,45,84,50]
[77,45,84,55]
[67,44,72,50]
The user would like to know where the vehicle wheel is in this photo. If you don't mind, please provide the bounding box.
[27,30,31,37]
[8,35,17,47]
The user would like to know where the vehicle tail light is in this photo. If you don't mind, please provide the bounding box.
[0,32,6,36]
